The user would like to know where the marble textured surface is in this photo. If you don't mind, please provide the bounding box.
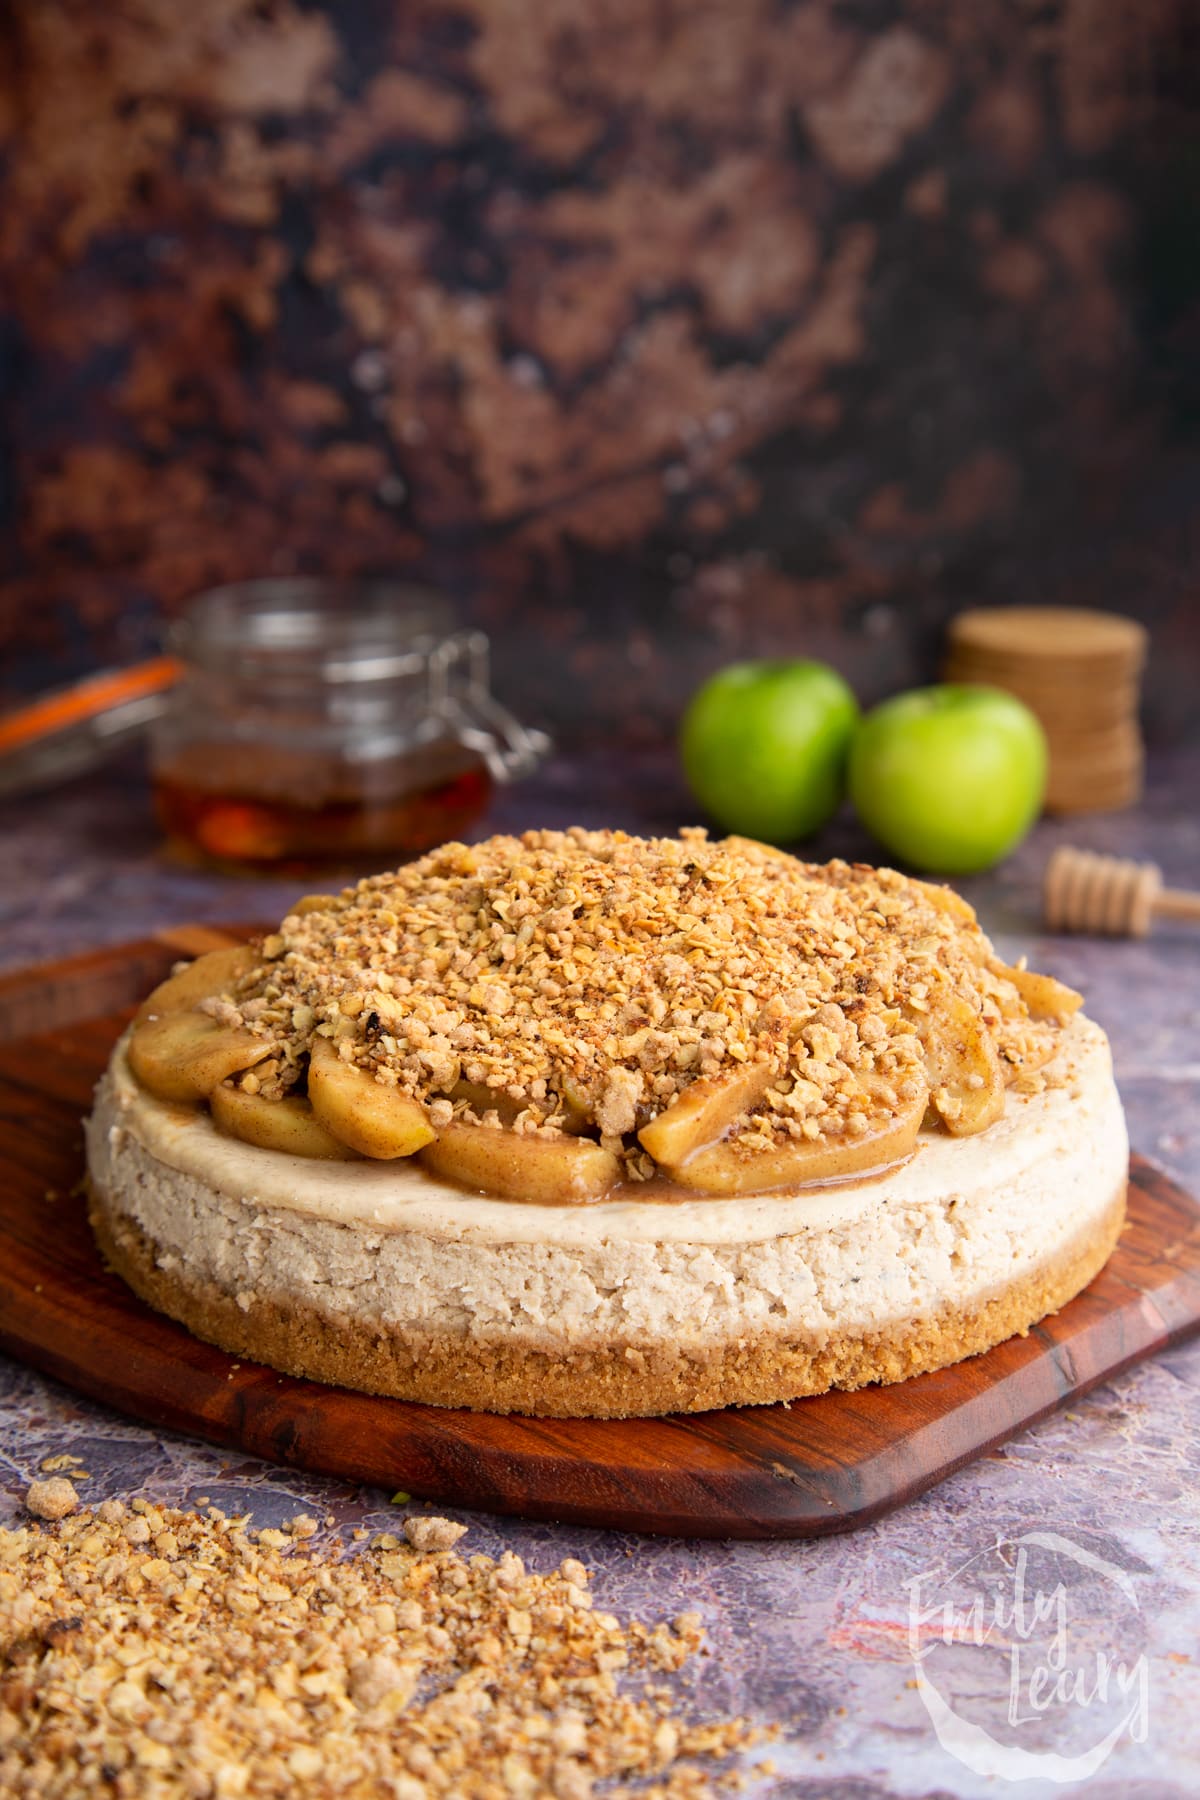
[2,746,1199,1796]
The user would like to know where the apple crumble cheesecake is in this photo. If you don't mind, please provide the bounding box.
[85,830,1127,1417]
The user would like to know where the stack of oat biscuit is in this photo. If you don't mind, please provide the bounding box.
[943,606,1147,815]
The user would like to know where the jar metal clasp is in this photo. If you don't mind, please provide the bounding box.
[428,631,551,783]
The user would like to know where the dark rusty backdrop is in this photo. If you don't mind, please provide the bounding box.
[1,0,1198,745]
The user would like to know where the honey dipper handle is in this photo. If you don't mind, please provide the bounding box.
[1042,846,1183,936]
[1155,886,1200,925]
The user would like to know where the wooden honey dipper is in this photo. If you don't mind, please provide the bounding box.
[1044,846,1200,937]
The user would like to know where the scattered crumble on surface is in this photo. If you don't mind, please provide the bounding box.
[402,1514,469,1553]
[23,1478,78,1520]
[2,1490,768,1798]
[205,829,1071,1173]
[38,1455,86,1476]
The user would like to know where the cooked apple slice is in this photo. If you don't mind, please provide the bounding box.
[638,1061,777,1169]
[307,1036,434,1158]
[420,1121,619,1204]
[135,945,257,1023]
[128,1011,275,1103]
[210,1084,359,1160]
[669,1086,926,1195]
[914,879,977,925]
[991,961,1084,1021]
[907,990,1005,1136]
[447,1075,584,1130]
[913,880,990,963]
[289,893,347,916]
[449,1079,523,1125]
[723,836,800,866]
[552,1076,596,1135]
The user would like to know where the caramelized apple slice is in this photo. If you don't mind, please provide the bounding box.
[723,836,800,866]
[135,945,257,1023]
[638,1062,777,1169]
[420,1121,619,1204]
[913,880,990,963]
[914,879,977,925]
[443,1073,577,1127]
[907,990,1005,1136]
[552,1076,597,1135]
[307,1036,434,1158]
[669,1086,926,1195]
[289,893,347,916]
[449,1079,523,1125]
[210,1084,359,1160]
[128,1011,275,1103]
[990,961,1084,1021]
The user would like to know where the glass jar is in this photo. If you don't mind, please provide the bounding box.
[150,579,547,871]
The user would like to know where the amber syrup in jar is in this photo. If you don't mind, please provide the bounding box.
[153,744,492,872]
[149,581,533,873]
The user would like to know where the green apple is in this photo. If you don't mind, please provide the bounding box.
[679,660,859,842]
[848,685,1046,874]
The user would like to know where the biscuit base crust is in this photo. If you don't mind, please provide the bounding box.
[88,1179,1127,1419]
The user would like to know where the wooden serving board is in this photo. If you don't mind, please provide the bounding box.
[2,931,1199,1541]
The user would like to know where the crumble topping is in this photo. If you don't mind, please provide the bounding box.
[200,828,1068,1179]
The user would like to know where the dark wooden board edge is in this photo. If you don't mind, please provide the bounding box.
[1,941,1199,1539]
[0,924,265,1045]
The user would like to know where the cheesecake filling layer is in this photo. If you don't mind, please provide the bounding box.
[87,1016,1127,1352]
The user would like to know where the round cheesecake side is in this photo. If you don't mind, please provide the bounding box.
[85,1017,1128,1418]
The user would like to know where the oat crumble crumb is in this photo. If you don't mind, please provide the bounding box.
[23,1478,78,1520]
[208,831,1072,1179]
[0,1499,768,1798]
[403,1514,470,1552]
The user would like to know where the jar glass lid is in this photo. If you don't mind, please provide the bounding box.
[169,579,457,684]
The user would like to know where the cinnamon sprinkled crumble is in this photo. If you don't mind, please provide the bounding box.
[202,829,1072,1180]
